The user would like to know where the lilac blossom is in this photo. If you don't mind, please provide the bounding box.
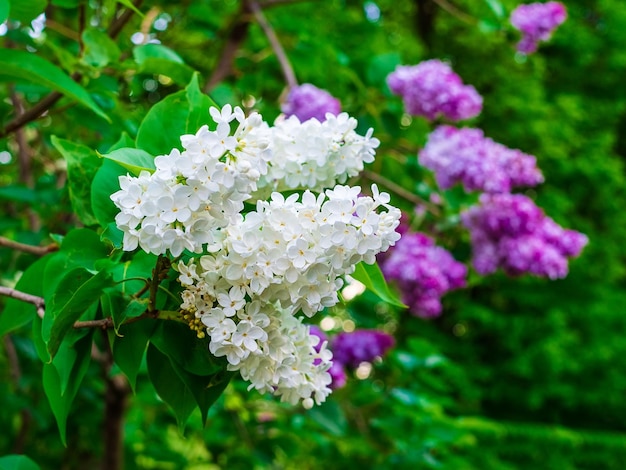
[281,83,341,122]
[309,326,347,389]
[461,193,588,279]
[331,330,395,369]
[419,125,544,193]
[510,2,567,54]
[381,231,467,318]
[386,60,482,122]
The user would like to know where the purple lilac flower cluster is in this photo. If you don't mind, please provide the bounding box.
[309,327,395,388]
[510,2,567,54]
[381,231,467,318]
[387,59,483,122]
[419,125,544,193]
[281,83,341,122]
[461,193,588,279]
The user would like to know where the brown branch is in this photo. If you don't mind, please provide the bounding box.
[247,0,297,88]
[361,170,441,216]
[204,5,253,92]
[432,0,477,25]
[0,287,45,318]
[108,0,144,40]
[0,236,59,256]
[0,92,63,139]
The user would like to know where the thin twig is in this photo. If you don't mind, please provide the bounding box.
[0,236,58,256]
[361,170,441,216]
[432,0,477,25]
[247,0,298,88]
[108,0,144,40]
[0,287,45,318]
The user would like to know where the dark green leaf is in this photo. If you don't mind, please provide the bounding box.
[82,28,121,68]
[112,319,157,392]
[0,50,109,122]
[45,268,112,358]
[308,400,347,437]
[0,0,9,24]
[147,344,196,432]
[91,159,129,228]
[0,454,41,470]
[351,261,407,308]
[43,333,92,445]
[135,90,188,155]
[51,0,80,8]
[0,254,51,336]
[150,321,222,376]
[136,73,214,156]
[8,0,45,23]
[51,136,102,226]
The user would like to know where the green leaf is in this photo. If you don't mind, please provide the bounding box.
[135,90,188,155]
[51,136,102,226]
[186,73,218,135]
[134,44,195,86]
[351,261,407,308]
[0,0,9,24]
[117,0,144,17]
[308,400,347,437]
[8,0,45,23]
[150,321,222,376]
[112,319,157,392]
[107,132,136,152]
[91,159,129,228]
[43,333,92,446]
[483,0,505,19]
[0,254,51,336]
[133,44,186,65]
[0,454,41,470]
[44,268,112,358]
[51,0,80,8]
[99,147,155,175]
[82,28,122,68]
[147,344,196,432]
[0,50,109,122]
[42,229,110,300]
[136,73,215,156]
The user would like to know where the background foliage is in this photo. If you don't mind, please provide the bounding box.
[1,0,625,468]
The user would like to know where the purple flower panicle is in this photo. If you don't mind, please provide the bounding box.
[510,2,567,54]
[381,231,467,318]
[281,83,341,122]
[387,60,482,122]
[461,193,588,279]
[332,330,395,369]
[419,125,544,193]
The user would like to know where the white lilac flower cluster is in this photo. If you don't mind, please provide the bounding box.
[110,105,401,408]
[110,105,271,257]
[252,113,379,197]
[177,185,401,407]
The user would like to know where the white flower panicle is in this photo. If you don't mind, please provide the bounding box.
[177,185,401,406]
[110,104,402,407]
[111,105,271,257]
[252,112,380,197]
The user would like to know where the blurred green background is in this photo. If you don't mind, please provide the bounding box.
[1,0,625,468]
